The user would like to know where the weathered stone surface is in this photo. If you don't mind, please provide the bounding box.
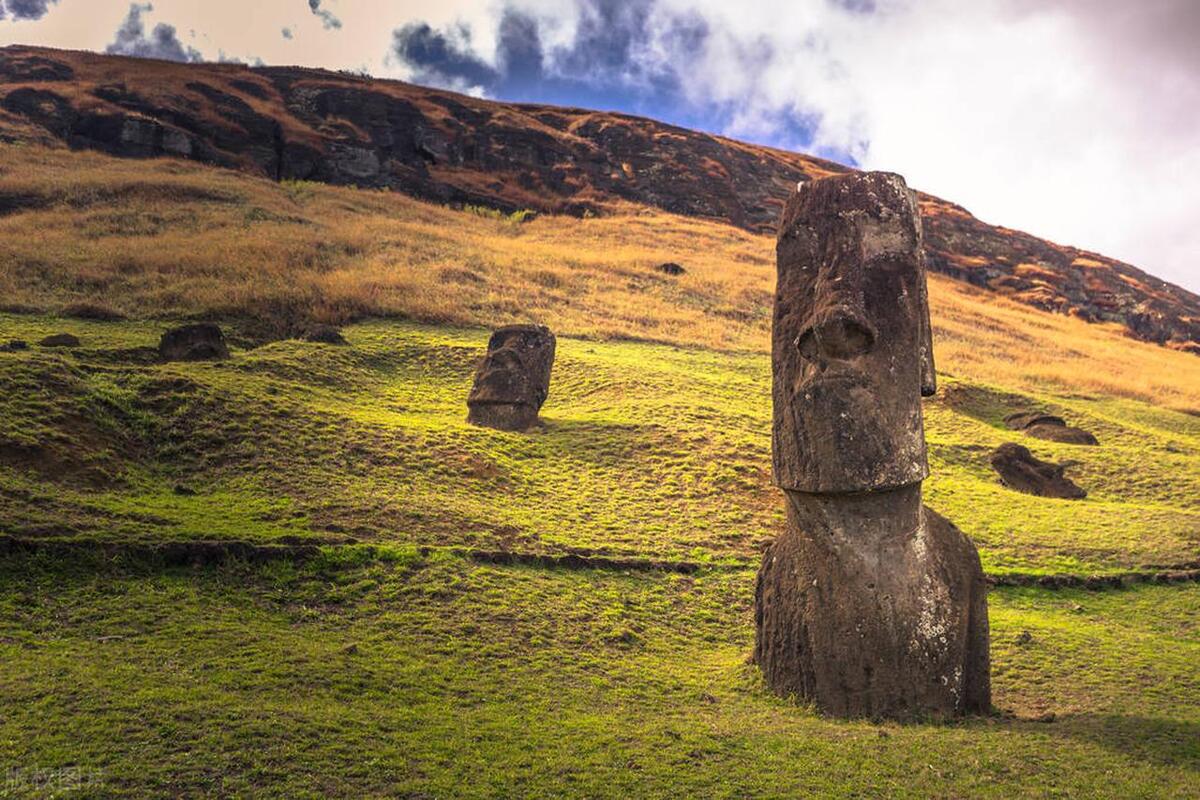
[756,171,990,719]
[0,46,1194,352]
[772,172,935,494]
[301,325,348,345]
[990,442,1086,499]
[158,323,229,362]
[755,489,991,718]
[1004,411,1098,446]
[38,333,80,348]
[467,325,555,431]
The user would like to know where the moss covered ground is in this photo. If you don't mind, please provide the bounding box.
[0,312,1196,795]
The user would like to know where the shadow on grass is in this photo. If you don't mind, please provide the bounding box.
[1032,713,1200,769]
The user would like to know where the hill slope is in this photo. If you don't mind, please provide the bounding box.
[1,45,1197,352]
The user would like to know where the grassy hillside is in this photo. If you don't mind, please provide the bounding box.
[1,145,1198,796]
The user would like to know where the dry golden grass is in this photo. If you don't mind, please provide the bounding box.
[2,144,1198,410]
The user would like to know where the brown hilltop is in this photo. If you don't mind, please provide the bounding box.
[1,45,1196,351]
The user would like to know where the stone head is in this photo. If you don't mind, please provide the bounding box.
[467,324,556,430]
[773,171,936,493]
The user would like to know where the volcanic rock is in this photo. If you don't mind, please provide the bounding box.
[301,325,349,345]
[467,325,556,431]
[38,333,80,348]
[1004,411,1098,446]
[990,442,1086,499]
[756,172,990,718]
[158,323,229,362]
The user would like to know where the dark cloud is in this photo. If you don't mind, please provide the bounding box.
[106,3,202,63]
[308,0,341,31]
[388,1,822,156]
[391,21,498,88]
[2,0,59,21]
[281,26,293,40]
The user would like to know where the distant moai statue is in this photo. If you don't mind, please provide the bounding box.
[754,171,991,718]
[467,325,556,431]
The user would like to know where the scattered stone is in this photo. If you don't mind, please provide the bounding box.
[173,485,197,496]
[1004,411,1098,446]
[1015,631,1033,646]
[990,442,1086,499]
[655,262,686,276]
[0,340,28,352]
[158,323,230,362]
[301,325,349,345]
[38,333,80,348]
[755,172,990,719]
[467,325,556,431]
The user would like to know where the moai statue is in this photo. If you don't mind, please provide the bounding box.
[754,172,990,719]
[467,325,556,431]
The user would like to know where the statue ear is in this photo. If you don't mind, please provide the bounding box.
[919,266,937,397]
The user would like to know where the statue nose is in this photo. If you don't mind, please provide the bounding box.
[796,313,877,360]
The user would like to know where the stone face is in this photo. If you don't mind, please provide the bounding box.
[773,171,935,494]
[1004,411,1098,446]
[467,325,555,431]
[990,442,1086,499]
[756,171,990,719]
[158,323,229,362]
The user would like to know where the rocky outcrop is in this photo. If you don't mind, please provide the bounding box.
[1,45,1196,351]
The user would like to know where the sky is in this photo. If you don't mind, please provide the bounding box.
[1,1,1198,293]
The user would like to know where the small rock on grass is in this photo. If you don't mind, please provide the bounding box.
[39,333,80,348]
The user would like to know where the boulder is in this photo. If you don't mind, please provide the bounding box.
[990,442,1086,499]
[655,262,686,276]
[39,333,80,348]
[0,340,28,352]
[301,325,348,345]
[158,323,229,362]
[1004,411,1098,446]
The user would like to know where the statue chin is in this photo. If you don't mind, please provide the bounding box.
[789,378,921,494]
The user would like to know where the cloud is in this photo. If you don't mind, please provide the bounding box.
[281,26,293,40]
[391,21,498,91]
[106,3,202,63]
[1,0,59,21]
[388,0,1196,289]
[308,0,341,31]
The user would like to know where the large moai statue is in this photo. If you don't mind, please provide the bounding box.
[754,172,991,719]
[467,324,556,431]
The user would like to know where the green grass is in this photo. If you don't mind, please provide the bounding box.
[0,551,1195,798]
[1,313,1197,575]
[1,313,1198,796]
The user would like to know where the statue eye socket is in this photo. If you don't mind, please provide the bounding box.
[795,328,819,360]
